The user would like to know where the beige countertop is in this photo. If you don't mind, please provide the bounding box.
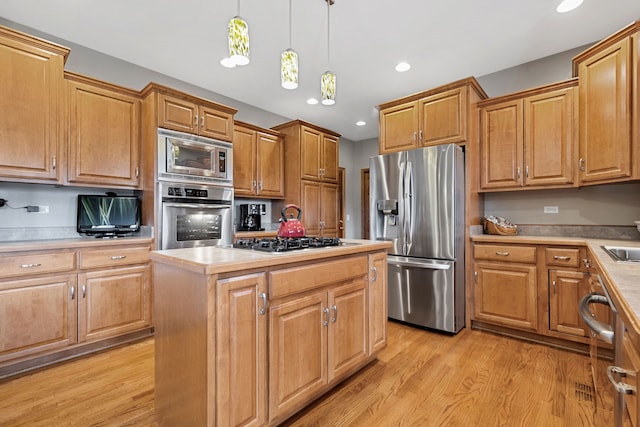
[472,234,640,336]
[0,236,153,253]
[149,239,392,275]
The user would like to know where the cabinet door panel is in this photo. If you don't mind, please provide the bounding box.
[474,261,537,331]
[158,94,197,134]
[420,88,466,146]
[578,37,632,184]
[524,87,575,187]
[368,252,388,355]
[301,127,322,180]
[67,80,141,187]
[78,265,151,342]
[379,102,419,153]
[322,135,339,183]
[0,36,63,182]
[233,125,257,196]
[301,180,321,236]
[0,275,77,362]
[217,273,267,427]
[328,280,368,382]
[199,105,233,141]
[320,183,339,237]
[269,293,327,422]
[549,270,588,338]
[257,132,284,198]
[480,100,523,189]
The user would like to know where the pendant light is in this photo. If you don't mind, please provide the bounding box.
[321,0,336,105]
[281,0,298,89]
[227,0,250,66]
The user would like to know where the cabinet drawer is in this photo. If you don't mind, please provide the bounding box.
[269,256,368,299]
[545,247,580,267]
[79,246,150,269]
[473,244,536,263]
[0,252,76,279]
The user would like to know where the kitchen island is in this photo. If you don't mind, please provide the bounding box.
[150,239,391,427]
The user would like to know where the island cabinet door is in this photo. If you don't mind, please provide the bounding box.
[268,292,327,423]
[327,279,368,383]
[368,251,388,355]
[216,273,267,427]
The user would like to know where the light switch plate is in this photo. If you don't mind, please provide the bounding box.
[544,206,559,214]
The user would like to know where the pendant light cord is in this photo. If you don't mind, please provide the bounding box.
[237,0,241,16]
[289,0,292,47]
[326,0,331,68]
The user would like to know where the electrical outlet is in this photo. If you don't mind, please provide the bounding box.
[544,206,559,214]
[37,205,49,214]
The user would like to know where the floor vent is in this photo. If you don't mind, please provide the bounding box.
[575,382,594,402]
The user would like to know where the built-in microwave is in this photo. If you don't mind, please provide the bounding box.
[157,128,233,186]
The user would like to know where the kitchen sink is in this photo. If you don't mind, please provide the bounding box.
[602,245,640,263]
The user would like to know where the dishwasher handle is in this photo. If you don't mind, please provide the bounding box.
[579,292,614,344]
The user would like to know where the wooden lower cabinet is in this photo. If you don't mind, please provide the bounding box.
[0,242,153,376]
[473,261,537,331]
[548,269,589,340]
[0,275,77,364]
[216,273,267,427]
[152,247,388,427]
[77,265,151,343]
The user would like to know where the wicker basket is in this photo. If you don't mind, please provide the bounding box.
[483,216,517,236]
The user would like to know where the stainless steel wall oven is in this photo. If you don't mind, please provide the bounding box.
[158,182,233,250]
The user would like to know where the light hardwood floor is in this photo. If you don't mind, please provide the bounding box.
[0,321,603,426]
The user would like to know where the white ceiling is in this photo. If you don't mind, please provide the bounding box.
[1,0,640,141]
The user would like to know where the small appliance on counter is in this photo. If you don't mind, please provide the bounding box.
[238,203,266,231]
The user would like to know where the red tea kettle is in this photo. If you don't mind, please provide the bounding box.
[278,204,306,238]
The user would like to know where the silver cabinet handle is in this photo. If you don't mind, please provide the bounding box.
[52,155,57,170]
[71,286,75,300]
[194,115,198,127]
[323,307,330,326]
[551,280,556,288]
[495,251,509,256]
[474,271,478,283]
[135,167,139,178]
[258,181,263,191]
[259,292,267,315]
[525,165,529,178]
[20,263,42,268]
[582,258,591,268]
[413,131,417,142]
[331,305,338,323]
[111,255,127,260]
[554,256,571,261]
[516,167,521,179]
[200,115,204,128]
[579,158,585,171]
[252,180,257,189]
[371,266,377,282]
[82,285,86,298]
[607,366,637,395]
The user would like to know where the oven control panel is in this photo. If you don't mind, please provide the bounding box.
[167,186,208,198]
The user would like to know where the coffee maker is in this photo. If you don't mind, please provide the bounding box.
[238,203,266,231]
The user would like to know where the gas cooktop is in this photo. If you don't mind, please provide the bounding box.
[233,237,342,253]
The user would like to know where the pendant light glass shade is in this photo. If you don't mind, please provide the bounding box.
[281,48,298,89]
[228,16,250,66]
[321,71,336,105]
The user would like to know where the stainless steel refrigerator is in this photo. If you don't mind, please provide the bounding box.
[369,144,465,333]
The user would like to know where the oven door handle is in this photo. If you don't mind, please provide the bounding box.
[163,202,231,209]
[579,292,614,344]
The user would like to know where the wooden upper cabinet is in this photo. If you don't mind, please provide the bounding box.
[479,80,577,191]
[573,25,638,185]
[379,102,419,153]
[301,126,323,180]
[65,73,141,188]
[378,78,487,154]
[0,26,69,184]
[322,134,339,182]
[233,121,284,198]
[143,84,236,142]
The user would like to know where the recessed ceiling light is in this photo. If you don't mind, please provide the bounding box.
[556,0,583,13]
[356,121,366,126]
[220,57,236,68]
[395,62,411,72]
[306,98,319,105]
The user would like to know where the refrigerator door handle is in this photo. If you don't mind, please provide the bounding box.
[404,161,413,250]
[387,256,451,270]
[398,160,407,255]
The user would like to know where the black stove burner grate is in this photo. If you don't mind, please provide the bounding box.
[233,237,342,252]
